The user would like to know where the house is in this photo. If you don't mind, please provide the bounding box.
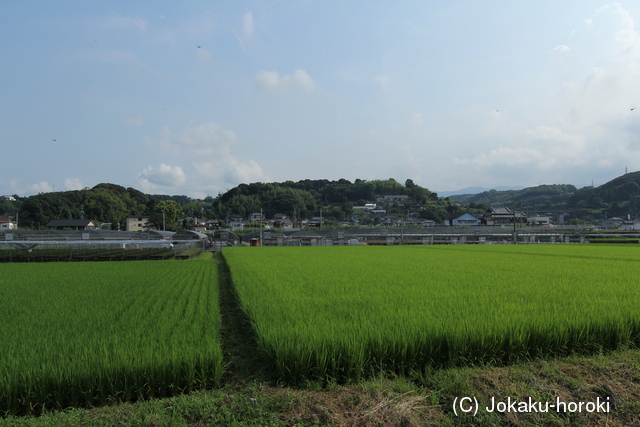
[0,218,17,230]
[446,212,479,226]
[479,207,527,226]
[370,208,387,218]
[620,219,640,230]
[527,216,552,226]
[353,203,378,212]
[125,215,149,231]
[422,220,436,227]
[376,195,410,206]
[248,212,264,222]
[46,219,96,230]
[273,213,288,220]
[602,217,625,229]
[354,204,386,219]
[206,219,220,230]
[2,195,16,201]
[405,218,426,226]
[274,218,294,229]
[229,219,245,230]
[193,222,207,233]
[307,217,324,227]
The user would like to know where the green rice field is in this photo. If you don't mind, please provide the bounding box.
[3,244,640,417]
[0,256,222,416]
[223,245,640,384]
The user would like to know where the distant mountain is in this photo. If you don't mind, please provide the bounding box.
[437,186,524,198]
[568,171,640,209]
[445,171,640,215]
[449,184,578,209]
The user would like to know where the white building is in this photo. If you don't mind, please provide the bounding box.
[125,215,149,231]
[0,218,17,230]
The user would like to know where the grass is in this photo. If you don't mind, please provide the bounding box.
[1,347,638,426]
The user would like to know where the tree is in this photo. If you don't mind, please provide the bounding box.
[184,200,204,219]
[148,200,183,231]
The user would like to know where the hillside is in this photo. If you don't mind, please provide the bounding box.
[448,171,640,218]
[449,184,578,209]
[568,171,640,208]
[4,172,640,228]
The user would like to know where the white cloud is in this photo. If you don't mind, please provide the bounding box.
[253,69,316,93]
[549,44,571,53]
[64,178,84,191]
[584,19,593,25]
[610,2,635,29]
[243,12,254,38]
[144,122,267,192]
[28,181,53,194]
[454,147,545,168]
[452,123,587,176]
[137,164,186,190]
[235,11,255,52]
[233,159,264,183]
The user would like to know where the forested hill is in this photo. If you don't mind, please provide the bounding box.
[449,171,640,215]
[4,178,439,229]
[211,178,437,219]
[4,172,640,229]
[7,183,214,230]
[567,171,640,208]
[449,184,578,209]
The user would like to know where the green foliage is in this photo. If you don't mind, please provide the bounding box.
[183,200,204,218]
[149,200,183,231]
[451,184,577,208]
[19,185,154,229]
[569,171,640,207]
[213,178,434,220]
[0,197,21,220]
[0,260,223,416]
[224,245,640,384]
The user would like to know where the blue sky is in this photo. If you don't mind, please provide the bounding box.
[2,1,640,198]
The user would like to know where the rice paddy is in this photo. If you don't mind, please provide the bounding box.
[223,245,640,384]
[3,243,640,416]
[0,257,222,416]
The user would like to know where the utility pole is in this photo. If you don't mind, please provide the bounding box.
[259,207,263,246]
[513,203,517,244]
[162,209,166,231]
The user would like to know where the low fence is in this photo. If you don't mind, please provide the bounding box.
[240,227,640,247]
[0,241,204,263]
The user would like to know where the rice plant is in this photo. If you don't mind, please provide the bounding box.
[0,259,223,416]
[223,245,640,384]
